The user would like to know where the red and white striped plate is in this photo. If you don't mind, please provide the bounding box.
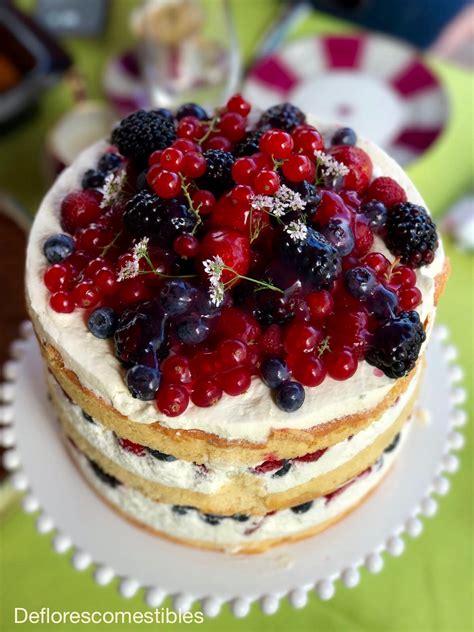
[243,34,449,166]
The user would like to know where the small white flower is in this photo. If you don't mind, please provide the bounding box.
[132,237,149,260]
[274,184,305,214]
[251,195,273,212]
[314,150,349,179]
[117,257,139,282]
[285,220,308,243]
[203,255,226,305]
[100,170,127,208]
[209,282,225,306]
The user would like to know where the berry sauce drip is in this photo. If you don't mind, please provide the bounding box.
[42,96,439,416]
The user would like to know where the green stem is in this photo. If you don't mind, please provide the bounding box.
[180,175,202,234]
[100,231,122,257]
[198,114,220,145]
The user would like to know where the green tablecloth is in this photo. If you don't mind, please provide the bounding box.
[1,2,473,631]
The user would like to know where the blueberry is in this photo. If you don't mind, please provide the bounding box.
[366,285,398,321]
[88,458,120,488]
[160,280,196,316]
[201,513,223,525]
[291,501,313,514]
[384,432,401,454]
[146,447,177,462]
[231,514,250,522]
[155,108,175,122]
[43,233,75,263]
[332,126,357,146]
[362,200,388,233]
[176,315,210,345]
[320,219,355,256]
[344,266,377,301]
[82,410,95,424]
[272,460,292,477]
[172,505,193,515]
[88,307,118,339]
[261,357,289,389]
[275,381,305,412]
[176,103,209,121]
[82,168,106,189]
[125,364,161,400]
[98,152,123,172]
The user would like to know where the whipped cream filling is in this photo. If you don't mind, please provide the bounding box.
[26,123,444,442]
[68,426,406,551]
[50,365,419,495]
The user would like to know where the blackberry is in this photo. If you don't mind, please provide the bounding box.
[291,501,313,514]
[124,190,195,239]
[111,109,176,168]
[88,458,121,488]
[198,149,235,194]
[257,102,306,132]
[281,227,341,292]
[287,180,321,217]
[385,202,438,268]
[234,130,263,157]
[366,310,426,379]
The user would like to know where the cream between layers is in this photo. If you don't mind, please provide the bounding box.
[49,364,419,494]
[67,427,406,551]
[26,122,444,442]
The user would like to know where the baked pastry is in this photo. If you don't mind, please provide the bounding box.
[26,97,448,552]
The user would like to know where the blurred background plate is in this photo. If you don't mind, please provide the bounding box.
[243,33,449,166]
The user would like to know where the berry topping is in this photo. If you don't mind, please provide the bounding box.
[261,357,289,389]
[176,102,209,120]
[234,130,264,157]
[198,229,250,284]
[274,380,305,412]
[176,314,210,345]
[366,311,426,378]
[43,233,75,264]
[125,364,161,400]
[114,300,168,367]
[365,176,407,207]
[361,199,388,233]
[320,219,354,256]
[156,383,190,416]
[331,127,357,146]
[291,501,314,514]
[159,280,196,315]
[329,145,373,193]
[88,307,117,339]
[385,203,438,268]
[60,190,102,233]
[82,169,105,190]
[97,152,123,172]
[198,149,235,194]
[124,191,195,239]
[344,266,377,301]
[257,103,306,132]
[111,109,176,167]
[118,438,146,456]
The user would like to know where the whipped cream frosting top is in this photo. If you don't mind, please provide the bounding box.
[26,122,444,442]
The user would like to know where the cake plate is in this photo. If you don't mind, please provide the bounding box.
[0,322,467,618]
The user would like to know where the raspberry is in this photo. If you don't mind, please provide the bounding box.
[257,103,306,132]
[365,176,407,207]
[366,310,426,378]
[111,109,176,167]
[385,202,438,268]
[258,324,284,356]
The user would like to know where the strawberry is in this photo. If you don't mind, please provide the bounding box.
[330,145,373,193]
[198,229,250,284]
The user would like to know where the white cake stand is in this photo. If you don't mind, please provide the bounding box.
[0,323,467,618]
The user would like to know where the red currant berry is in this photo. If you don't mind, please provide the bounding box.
[172,139,200,153]
[362,252,391,277]
[173,233,199,258]
[191,189,216,216]
[50,291,74,313]
[232,157,258,185]
[203,135,232,152]
[213,307,261,343]
[63,250,91,275]
[226,94,251,117]
[251,152,273,171]
[118,278,153,305]
[149,169,181,198]
[219,367,252,396]
[160,147,183,172]
[191,379,223,407]
[219,112,246,142]
[94,268,118,296]
[44,264,73,292]
[217,339,249,369]
[324,349,358,380]
[284,322,323,354]
[149,149,163,165]
[181,152,207,178]
[230,185,253,210]
[398,286,422,310]
[353,215,374,257]
[156,383,190,416]
[118,438,145,456]
[253,169,280,195]
[83,257,110,279]
[306,290,334,321]
[327,310,368,359]
[76,224,113,254]
[281,154,314,182]
[260,130,294,159]
[391,265,416,288]
[177,116,201,140]
[190,351,219,379]
[292,127,324,157]
[60,190,102,234]
[72,281,100,308]
[161,355,192,384]
[287,354,326,387]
